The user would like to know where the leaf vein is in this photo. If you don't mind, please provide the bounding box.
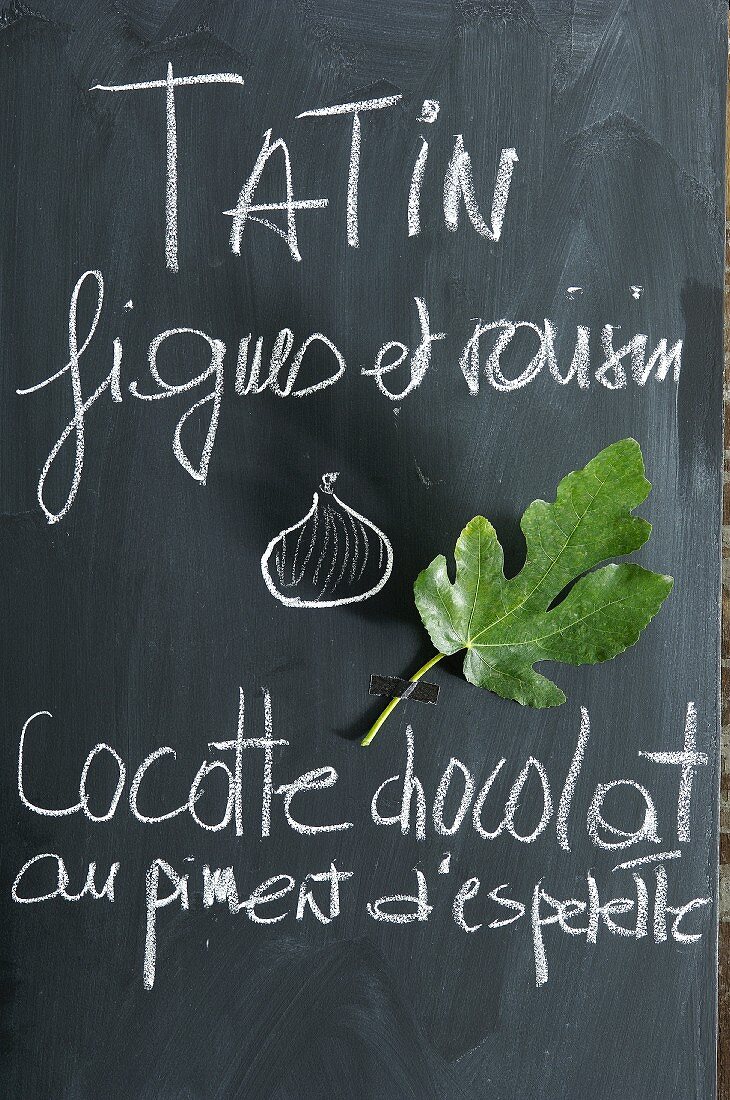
[467,460,614,645]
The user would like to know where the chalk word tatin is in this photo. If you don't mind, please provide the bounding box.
[91,66,519,266]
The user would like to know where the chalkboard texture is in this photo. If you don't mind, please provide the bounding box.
[0,2,725,1097]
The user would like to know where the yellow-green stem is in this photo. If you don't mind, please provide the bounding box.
[361,652,445,746]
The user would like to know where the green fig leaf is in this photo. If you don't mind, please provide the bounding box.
[413,439,673,708]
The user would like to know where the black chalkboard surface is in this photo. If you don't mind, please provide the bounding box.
[0,2,724,1097]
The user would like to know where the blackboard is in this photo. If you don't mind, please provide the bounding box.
[0,2,724,1097]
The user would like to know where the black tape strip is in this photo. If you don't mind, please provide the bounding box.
[369,674,439,704]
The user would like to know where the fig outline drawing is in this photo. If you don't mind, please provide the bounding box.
[260,473,394,607]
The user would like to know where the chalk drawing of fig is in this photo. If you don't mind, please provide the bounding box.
[261,473,394,607]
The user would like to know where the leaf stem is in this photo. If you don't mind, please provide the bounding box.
[361,652,445,746]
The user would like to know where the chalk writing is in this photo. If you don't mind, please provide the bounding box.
[16,272,683,523]
[11,689,711,990]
